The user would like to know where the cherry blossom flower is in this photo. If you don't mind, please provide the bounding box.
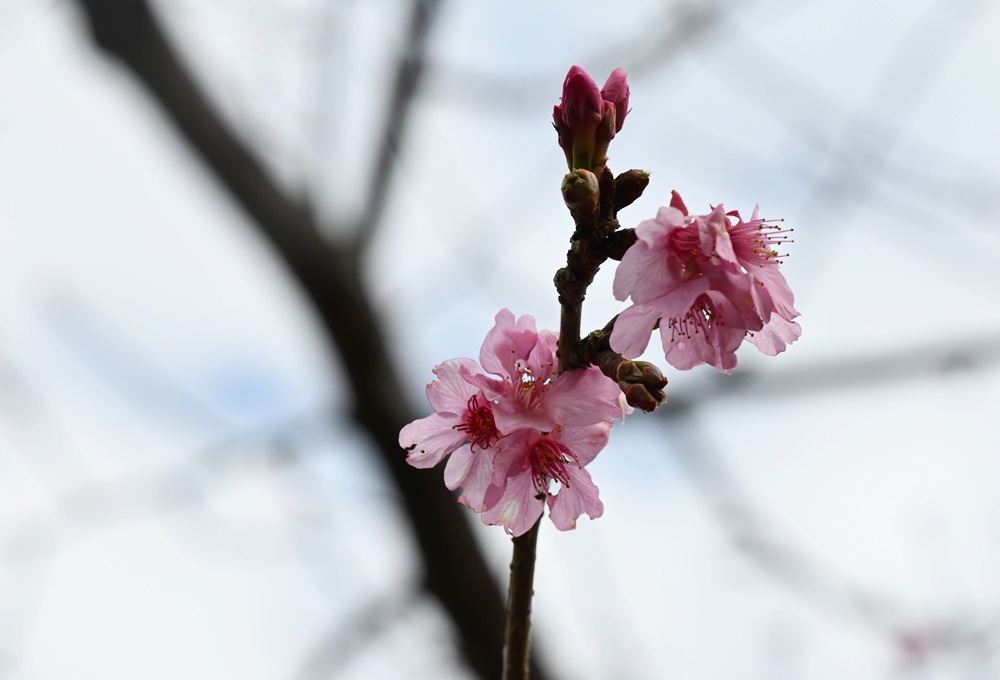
[610,191,799,372]
[480,423,611,537]
[398,358,499,511]
[726,206,802,355]
[401,310,626,520]
[470,309,625,433]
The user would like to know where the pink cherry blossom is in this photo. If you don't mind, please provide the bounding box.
[401,310,626,523]
[398,358,499,511]
[610,191,799,372]
[471,309,625,432]
[726,206,802,355]
[480,423,610,537]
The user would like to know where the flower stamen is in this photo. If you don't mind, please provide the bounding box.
[529,438,579,494]
[453,394,499,450]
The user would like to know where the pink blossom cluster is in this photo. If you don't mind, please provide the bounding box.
[611,190,801,373]
[400,309,626,536]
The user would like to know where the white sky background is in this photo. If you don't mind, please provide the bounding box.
[2,0,1000,678]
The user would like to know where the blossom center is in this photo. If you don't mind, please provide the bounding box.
[529,438,579,494]
[507,363,554,412]
[668,224,701,258]
[453,395,499,450]
[667,295,722,342]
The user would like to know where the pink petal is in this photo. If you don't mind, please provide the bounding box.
[749,278,776,325]
[753,265,799,320]
[609,304,662,359]
[635,206,686,247]
[399,413,466,469]
[524,329,559,383]
[462,365,505,402]
[547,466,604,531]
[613,239,677,303]
[660,327,710,371]
[479,309,537,379]
[426,358,483,414]
[543,368,623,426]
[491,407,555,437]
[480,471,544,537]
[445,444,495,512]
[556,423,612,467]
[698,206,738,266]
[657,278,714,321]
[669,190,689,215]
[491,429,532,484]
[749,314,802,356]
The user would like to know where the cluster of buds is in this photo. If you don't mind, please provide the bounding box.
[596,350,668,413]
[553,66,630,172]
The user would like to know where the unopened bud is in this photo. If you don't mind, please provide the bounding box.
[615,358,642,384]
[615,359,667,412]
[623,383,664,413]
[614,169,650,212]
[562,169,600,216]
[601,69,630,133]
[634,361,668,390]
[560,66,604,130]
[553,65,604,171]
[592,105,616,170]
[606,228,638,261]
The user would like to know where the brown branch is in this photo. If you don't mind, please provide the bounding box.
[69,1,550,678]
[502,520,541,680]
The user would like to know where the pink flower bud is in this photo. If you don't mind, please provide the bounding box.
[559,65,604,130]
[554,66,629,170]
[622,383,664,413]
[601,68,630,133]
[553,66,605,170]
[634,361,668,390]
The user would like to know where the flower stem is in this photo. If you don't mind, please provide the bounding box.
[501,166,612,678]
[502,518,541,680]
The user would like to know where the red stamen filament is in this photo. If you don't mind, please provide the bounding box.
[529,439,579,494]
[453,395,499,450]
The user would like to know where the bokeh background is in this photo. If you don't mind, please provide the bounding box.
[2,0,1000,678]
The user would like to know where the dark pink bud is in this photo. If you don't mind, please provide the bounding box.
[634,361,668,391]
[601,68,630,133]
[623,383,663,413]
[560,65,604,129]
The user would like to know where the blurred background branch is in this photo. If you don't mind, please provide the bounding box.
[67,0,544,678]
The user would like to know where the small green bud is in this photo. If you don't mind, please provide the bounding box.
[561,169,600,216]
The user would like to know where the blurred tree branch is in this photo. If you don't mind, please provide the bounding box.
[68,0,551,678]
